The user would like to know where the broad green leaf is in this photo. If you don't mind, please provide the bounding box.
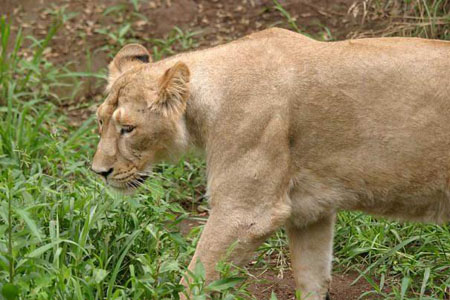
[15,208,42,241]
[207,277,244,292]
[1,283,19,300]
[400,277,410,300]
[419,268,431,299]
[194,260,206,281]
[160,260,179,273]
[93,268,108,284]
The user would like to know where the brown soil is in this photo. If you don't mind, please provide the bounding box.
[2,1,399,299]
[3,0,361,57]
[248,267,379,300]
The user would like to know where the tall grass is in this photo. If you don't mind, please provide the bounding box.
[334,213,449,299]
[0,14,249,299]
[348,0,450,39]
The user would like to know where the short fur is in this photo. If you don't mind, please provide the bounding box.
[91,28,450,299]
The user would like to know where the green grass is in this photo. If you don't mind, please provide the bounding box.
[0,13,248,300]
[334,213,449,299]
[1,1,450,299]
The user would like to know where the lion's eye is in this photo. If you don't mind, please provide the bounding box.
[120,125,135,135]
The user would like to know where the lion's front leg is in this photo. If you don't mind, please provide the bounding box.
[179,109,292,298]
[187,209,274,281]
[180,197,291,298]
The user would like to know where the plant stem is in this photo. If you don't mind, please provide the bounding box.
[8,183,14,283]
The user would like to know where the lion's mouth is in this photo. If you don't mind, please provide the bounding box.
[109,174,150,192]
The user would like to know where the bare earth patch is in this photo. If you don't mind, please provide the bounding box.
[248,268,378,300]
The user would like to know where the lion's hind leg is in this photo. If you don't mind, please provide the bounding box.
[286,214,335,300]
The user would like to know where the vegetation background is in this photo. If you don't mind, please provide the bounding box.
[0,0,449,299]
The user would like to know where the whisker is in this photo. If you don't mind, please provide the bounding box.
[130,179,140,189]
[137,171,150,177]
[125,182,132,189]
[127,181,136,189]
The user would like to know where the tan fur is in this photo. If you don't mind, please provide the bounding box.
[91,28,450,299]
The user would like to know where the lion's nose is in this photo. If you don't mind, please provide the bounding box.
[91,167,114,179]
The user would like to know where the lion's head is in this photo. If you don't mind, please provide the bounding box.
[91,44,190,192]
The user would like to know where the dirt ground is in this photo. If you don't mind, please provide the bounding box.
[3,0,362,57]
[247,269,377,300]
[3,0,390,298]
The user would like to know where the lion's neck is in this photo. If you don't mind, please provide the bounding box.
[153,53,220,152]
[184,95,210,150]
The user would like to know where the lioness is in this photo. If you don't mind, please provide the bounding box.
[91,28,450,299]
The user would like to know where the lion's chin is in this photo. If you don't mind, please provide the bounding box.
[110,185,138,195]
[108,175,150,195]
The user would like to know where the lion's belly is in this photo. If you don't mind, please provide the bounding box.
[348,191,450,223]
[288,165,450,226]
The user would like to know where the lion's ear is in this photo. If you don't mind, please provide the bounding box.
[107,44,151,90]
[149,62,190,117]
